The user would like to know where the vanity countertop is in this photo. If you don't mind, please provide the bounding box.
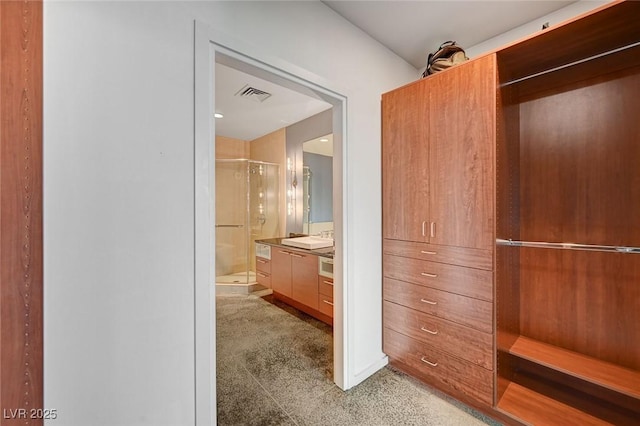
[256,238,334,258]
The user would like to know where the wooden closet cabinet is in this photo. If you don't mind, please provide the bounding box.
[382,54,496,409]
[383,2,640,425]
[382,55,495,251]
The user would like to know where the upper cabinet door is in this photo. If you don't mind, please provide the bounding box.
[382,82,430,242]
[428,55,496,250]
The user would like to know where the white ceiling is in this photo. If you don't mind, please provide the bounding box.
[215,63,332,141]
[323,0,576,70]
[216,1,576,141]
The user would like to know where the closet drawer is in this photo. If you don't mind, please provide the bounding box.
[384,301,493,369]
[383,278,492,333]
[384,327,493,406]
[318,294,333,318]
[383,254,493,301]
[318,276,333,298]
[256,271,271,288]
[256,257,271,274]
[384,239,492,271]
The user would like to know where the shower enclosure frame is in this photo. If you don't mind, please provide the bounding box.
[215,158,280,289]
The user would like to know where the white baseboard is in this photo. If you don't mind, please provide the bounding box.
[348,355,389,389]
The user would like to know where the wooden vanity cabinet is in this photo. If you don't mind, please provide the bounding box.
[265,246,333,325]
[271,248,293,297]
[255,256,271,288]
[318,276,334,318]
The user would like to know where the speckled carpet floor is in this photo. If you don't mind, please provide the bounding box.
[216,294,501,426]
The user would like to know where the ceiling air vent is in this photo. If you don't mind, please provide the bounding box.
[235,84,272,103]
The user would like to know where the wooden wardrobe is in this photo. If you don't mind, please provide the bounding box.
[382,1,640,424]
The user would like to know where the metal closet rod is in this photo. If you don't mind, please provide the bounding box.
[496,238,640,254]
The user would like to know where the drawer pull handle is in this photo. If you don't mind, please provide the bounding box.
[420,272,437,278]
[323,280,334,286]
[257,259,267,264]
[420,357,438,367]
[420,250,437,255]
[257,272,268,278]
[420,298,437,305]
[290,253,304,258]
[278,250,291,255]
[420,326,438,335]
[322,300,334,306]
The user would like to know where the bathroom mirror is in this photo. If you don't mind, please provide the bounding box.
[302,134,333,235]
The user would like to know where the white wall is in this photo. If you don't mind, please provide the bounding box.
[44,1,416,425]
[467,0,611,57]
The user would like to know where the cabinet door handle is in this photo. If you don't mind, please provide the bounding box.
[420,357,438,367]
[322,299,334,306]
[420,326,438,335]
[420,298,437,305]
[278,250,291,255]
[257,272,268,278]
[257,259,267,264]
[420,272,437,278]
[290,253,304,258]
[420,250,437,255]
[430,222,436,238]
[421,221,426,236]
[323,280,334,286]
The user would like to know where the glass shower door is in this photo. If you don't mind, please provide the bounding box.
[215,160,250,284]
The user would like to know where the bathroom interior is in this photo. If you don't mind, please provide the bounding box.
[214,61,336,297]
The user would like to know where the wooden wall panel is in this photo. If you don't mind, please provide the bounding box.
[1,1,43,424]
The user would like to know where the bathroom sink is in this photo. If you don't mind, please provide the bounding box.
[281,236,334,250]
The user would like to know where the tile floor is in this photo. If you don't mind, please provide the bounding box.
[216,293,502,426]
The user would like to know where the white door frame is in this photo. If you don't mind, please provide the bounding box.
[194,21,351,425]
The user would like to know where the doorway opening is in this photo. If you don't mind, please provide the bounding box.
[194,22,348,423]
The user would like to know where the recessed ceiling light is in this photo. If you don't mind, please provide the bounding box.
[214,113,224,119]
[320,138,329,142]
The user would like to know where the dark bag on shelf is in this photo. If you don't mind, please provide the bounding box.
[422,41,469,77]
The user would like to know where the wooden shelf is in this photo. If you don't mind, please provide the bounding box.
[507,336,640,400]
[497,382,615,426]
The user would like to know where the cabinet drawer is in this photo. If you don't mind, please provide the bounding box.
[384,301,493,369]
[256,271,271,288]
[383,278,492,333]
[383,239,492,271]
[383,255,493,301]
[384,327,493,406]
[318,294,333,318]
[256,257,271,274]
[318,276,333,297]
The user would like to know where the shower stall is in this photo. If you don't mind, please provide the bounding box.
[215,159,280,292]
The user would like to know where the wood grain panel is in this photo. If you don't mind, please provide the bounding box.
[255,257,271,274]
[497,382,614,426]
[384,301,493,369]
[290,252,318,310]
[509,336,640,400]
[256,271,271,289]
[318,276,333,298]
[381,81,429,242]
[1,1,43,423]
[518,248,640,370]
[383,328,493,406]
[519,66,640,247]
[270,249,292,297]
[428,54,496,251]
[383,278,493,333]
[317,294,333,318]
[383,255,493,301]
[383,239,492,271]
[497,0,640,83]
